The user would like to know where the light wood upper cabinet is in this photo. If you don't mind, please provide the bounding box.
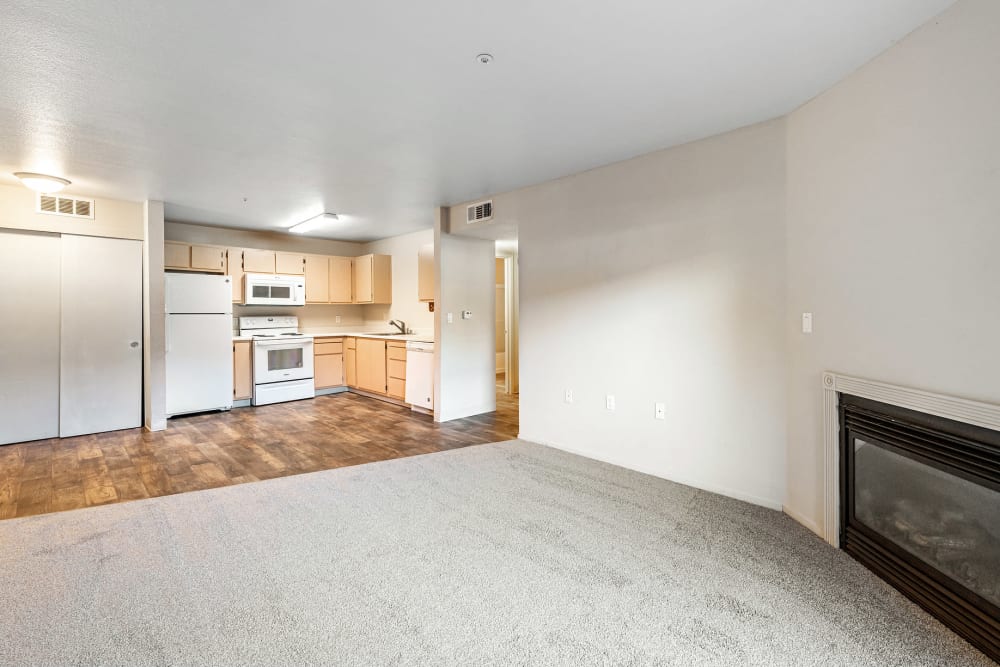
[275,252,305,275]
[356,337,387,393]
[304,255,330,303]
[329,256,354,304]
[233,341,253,400]
[418,243,434,302]
[165,242,225,273]
[353,254,391,304]
[226,248,245,303]
[191,245,225,272]
[344,338,357,387]
[243,249,276,274]
[164,241,191,269]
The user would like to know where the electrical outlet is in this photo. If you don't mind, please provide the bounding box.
[335,315,341,324]
[447,312,453,324]
[655,402,666,420]
[606,395,616,411]
[462,310,472,320]
[565,389,573,404]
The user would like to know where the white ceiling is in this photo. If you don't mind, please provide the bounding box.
[0,0,954,241]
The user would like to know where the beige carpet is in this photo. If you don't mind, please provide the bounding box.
[0,440,990,666]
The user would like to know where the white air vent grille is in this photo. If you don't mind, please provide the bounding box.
[37,194,95,219]
[466,200,493,224]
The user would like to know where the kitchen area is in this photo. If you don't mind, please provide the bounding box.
[163,229,438,418]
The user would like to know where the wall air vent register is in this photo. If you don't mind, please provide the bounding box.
[37,193,94,219]
[466,200,493,224]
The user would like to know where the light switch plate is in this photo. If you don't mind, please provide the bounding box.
[447,312,453,324]
[802,312,813,334]
[565,389,573,404]
[606,395,616,411]
[655,403,666,420]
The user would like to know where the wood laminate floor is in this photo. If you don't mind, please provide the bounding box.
[0,390,519,521]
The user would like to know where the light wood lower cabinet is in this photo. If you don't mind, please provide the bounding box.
[233,341,253,401]
[344,338,357,387]
[387,342,407,399]
[356,338,387,394]
[314,337,345,389]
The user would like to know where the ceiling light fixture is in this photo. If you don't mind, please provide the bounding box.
[288,212,339,234]
[475,53,494,65]
[13,172,71,193]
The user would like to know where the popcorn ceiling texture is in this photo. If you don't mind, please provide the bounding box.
[0,440,989,666]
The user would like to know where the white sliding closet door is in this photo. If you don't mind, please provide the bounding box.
[60,235,143,437]
[0,230,61,445]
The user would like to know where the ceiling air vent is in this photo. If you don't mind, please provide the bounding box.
[466,200,493,224]
[37,194,95,220]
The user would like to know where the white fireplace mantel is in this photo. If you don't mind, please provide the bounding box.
[821,372,1000,547]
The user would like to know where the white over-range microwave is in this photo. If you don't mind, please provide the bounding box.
[244,274,306,306]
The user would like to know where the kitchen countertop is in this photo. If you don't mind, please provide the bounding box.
[233,332,434,343]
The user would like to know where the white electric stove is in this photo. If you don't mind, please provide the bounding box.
[238,316,315,406]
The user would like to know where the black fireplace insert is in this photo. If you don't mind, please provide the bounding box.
[839,394,1000,662]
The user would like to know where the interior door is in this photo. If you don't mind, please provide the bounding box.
[60,235,143,437]
[0,231,61,445]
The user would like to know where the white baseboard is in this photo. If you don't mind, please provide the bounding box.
[781,504,823,538]
[517,433,783,511]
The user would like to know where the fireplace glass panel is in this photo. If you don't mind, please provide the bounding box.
[853,437,1000,607]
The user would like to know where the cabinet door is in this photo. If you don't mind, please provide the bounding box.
[191,244,226,272]
[233,341,252,400]
[356,338,386,394]
[418,243,434,302]
[315,354,344,389]
[345,342,357,387]
[226,248,245,303]
[330,256,353,303]
[304,255,330,303]
[275,252,305,275]
[164,241,191,269]
[353,254,373,303]
[370,254,392,304]
[243,249,276,273]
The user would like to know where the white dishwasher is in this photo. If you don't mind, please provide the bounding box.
[404,341,434,411]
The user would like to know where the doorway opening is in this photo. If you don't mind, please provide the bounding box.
[495,240,518,396]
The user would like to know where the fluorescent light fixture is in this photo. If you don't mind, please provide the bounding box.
[14,172,71,193]
[288,212,339,234]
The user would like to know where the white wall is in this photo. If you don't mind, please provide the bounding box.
[784,0,1000,534]
[143,201,166,431]
[434,208,497,422]
[483,119,789,508]
[361,228,434,334]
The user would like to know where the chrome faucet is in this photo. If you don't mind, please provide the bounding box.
[389,319,407,335]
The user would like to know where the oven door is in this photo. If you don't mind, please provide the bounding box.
[253,338,314,384]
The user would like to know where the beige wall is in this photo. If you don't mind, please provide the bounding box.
[475,119,789,508]
[0,183,143,240]
[784,0,1000,534]
[434,208,497,422]
[361,228,434,334]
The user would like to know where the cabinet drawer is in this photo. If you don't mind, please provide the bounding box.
[345,337,356,350]
[387,377,405,399]
[387,345,407,361]
[314,341,344,355]
[387,358,406,380]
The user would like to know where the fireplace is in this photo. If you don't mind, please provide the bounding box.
[839,394,1000,661]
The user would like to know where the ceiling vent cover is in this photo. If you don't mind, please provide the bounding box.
[37,194,94,219]
[466,200,493,224]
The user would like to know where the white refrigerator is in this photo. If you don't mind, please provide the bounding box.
[165,273,234,417]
